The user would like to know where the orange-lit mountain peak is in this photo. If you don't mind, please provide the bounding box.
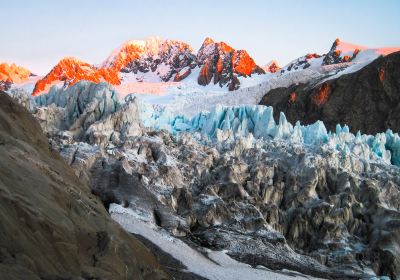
[201,37,215,46]
[102,36,194,72]
[58,56,87,63]
[0,62,32,84]
[263,60,281,73]
[328,38,368,54]
[217,41,234,53]
[197,38,265,89]
[32,57,112,96]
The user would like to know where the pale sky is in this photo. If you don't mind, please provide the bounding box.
[1,0,400,74]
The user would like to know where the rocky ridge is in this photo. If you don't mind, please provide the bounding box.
[260,51,400,135]
[0,92,169,280]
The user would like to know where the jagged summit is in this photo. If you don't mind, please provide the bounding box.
[280,38,400,74]
[32,36,264,95]
[0,62,35,91]
[101,36,194,71]
[26,37,400,97]
[0,62,32,82]
[322,38,365,65]
[197,38,265,90]
[263,60,281,73]
[32,57,110,96]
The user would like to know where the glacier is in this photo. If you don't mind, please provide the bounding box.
[30,82,400,168]
[137,101,400,167]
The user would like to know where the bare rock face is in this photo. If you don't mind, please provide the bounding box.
[0,80,12,91]
[173,66,192,82]
[260,51,400,135]
[322,38,360,65]
[0,92,169,280]
[197,38,265,90]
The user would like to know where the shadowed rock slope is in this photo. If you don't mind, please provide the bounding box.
[0,92,169,280]
[260,51,400,135]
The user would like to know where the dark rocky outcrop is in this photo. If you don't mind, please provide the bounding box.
[197,38,265,90]
[0,92,169,280]
[322,38,360,65]
[260,51,400,135]
[0,80,11,91]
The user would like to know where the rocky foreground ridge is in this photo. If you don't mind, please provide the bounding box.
[0,92,169,280]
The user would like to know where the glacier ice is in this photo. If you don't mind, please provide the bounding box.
[35,81,120,125]
[137,103,400,167]
[31,82,400,168]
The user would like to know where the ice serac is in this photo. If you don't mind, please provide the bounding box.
[22,80,400,278]
[197,37,265,91]
[39,95,400,279]
[35,81,120,138]
[149,104,400,167]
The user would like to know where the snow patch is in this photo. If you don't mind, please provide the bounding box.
[109,203,320,280]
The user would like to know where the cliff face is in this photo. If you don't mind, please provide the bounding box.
[0,92,168,280]
[260,51,400,135]
[197,38,265,90]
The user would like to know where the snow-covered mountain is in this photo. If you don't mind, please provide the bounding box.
[196,37,265,90]
[103,36,196,82]
[31,36,265,96]
[12,37,400,101]
[32,57,112,96]
[280,38,400,77]
[0,62,37,91]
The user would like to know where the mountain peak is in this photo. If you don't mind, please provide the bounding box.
[32,57,108,96]
[263,60,281,73]
[202,37,215,46]
[323,39,368,65]
[32,36,267,95]
[0,62,32,83]
[101,36,193,72]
